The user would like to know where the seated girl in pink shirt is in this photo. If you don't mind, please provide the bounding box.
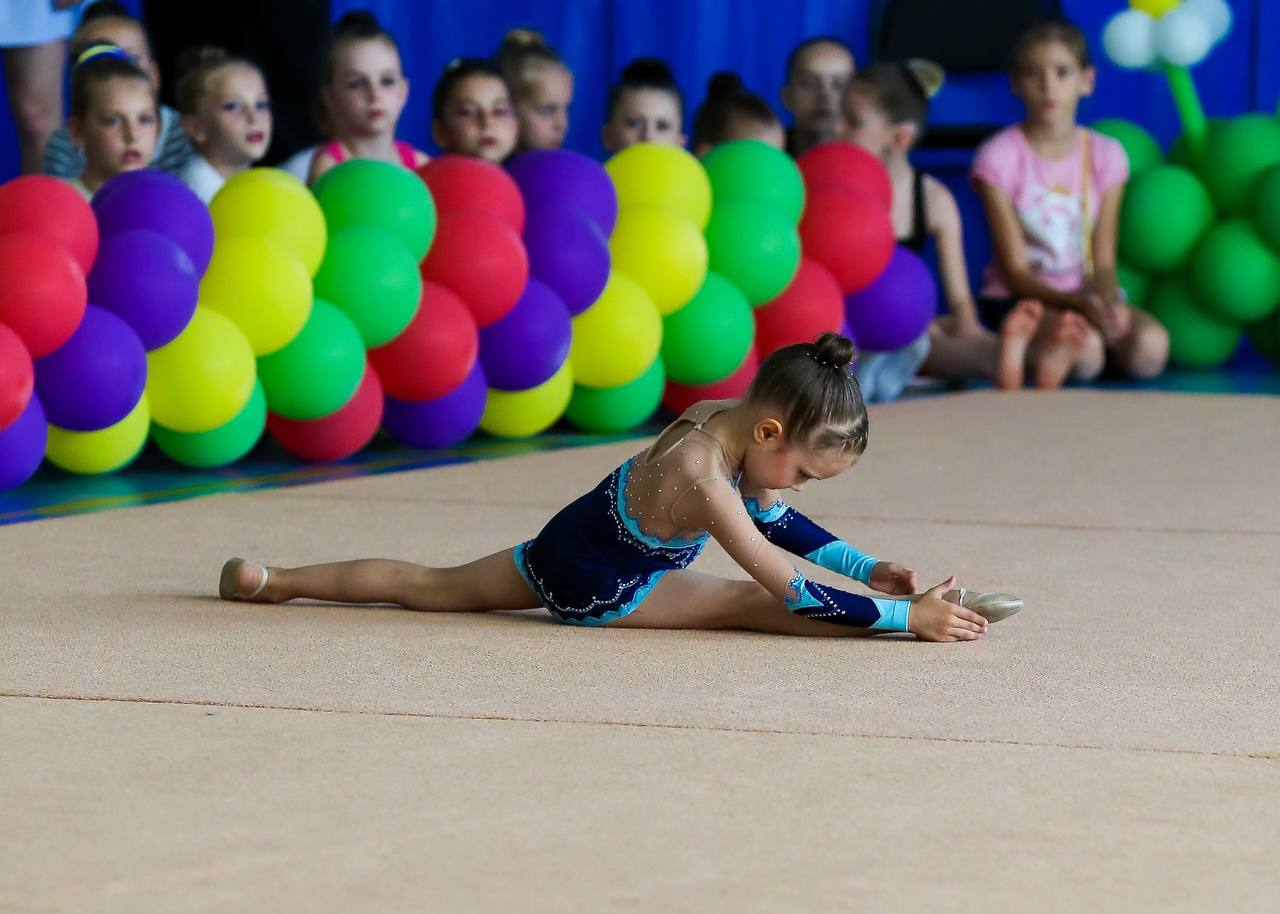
[972,19,1168,384]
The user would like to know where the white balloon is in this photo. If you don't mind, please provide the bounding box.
[1103,10,1156,70]
[1183,0,1233,45]
[1155,7,1215,67]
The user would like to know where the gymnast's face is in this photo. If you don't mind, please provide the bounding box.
[433,74,519,162]
[603,88,684,151]
[746,419,857,492]
[841,84,899,161]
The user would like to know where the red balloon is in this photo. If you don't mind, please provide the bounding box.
[755,258,844,358]
[799,184,895,295]
[796,143,892,210]
[417,155,525,233]
[420,210,529,328]
[0,175,98,275]
[368,281,478,401]
[663,346,761,416]
[0,322,34,430]
[0,233,87,358]
[268,361,384,461]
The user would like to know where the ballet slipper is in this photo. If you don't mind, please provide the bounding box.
[219,557,269,602]
[945,587,1023,623]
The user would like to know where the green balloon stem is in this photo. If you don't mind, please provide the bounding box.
[1164,64,1207,162]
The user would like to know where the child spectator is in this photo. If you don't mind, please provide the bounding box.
[781,36,854,157]
[972,18,1168,383]
[431,58,518,163]
[602,57,685,152]
[691,71,784,156]
[308,11,428,184]
[63,43,159,198]
[42,1,191,178]
[493,28,572,152]
[174,46,272,203]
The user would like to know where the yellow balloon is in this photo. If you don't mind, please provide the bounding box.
[209,167,327,276]
[1129,0,1179,17]
[199,237,312,355]
[609,206,709,315]
[570,272,663,388]
[147,307,256,433]
[46,395,150,475]
[480,358,573,438]
[605,143,713,230]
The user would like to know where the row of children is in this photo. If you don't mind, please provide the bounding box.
[43,5,1169,390]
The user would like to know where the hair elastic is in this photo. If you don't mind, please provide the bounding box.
[75,43,135,69]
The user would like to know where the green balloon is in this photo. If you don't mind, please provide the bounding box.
[313,226,422,347]
[257,298,365,419]
[705,201,801,306]
[1091,118,1163,176]
[1197,114,1280,216]
[1189,219,1280,323]
[1246,311,1280,363]
[701,139,805,224]
[1116,263,1151,308]
[566,357,665,432]
[1145,278,1241,368]
[312,159,436,260]
[151,380,266,468]
[662,271,755,385]
[1118,165,1214,273]
[1250,163,1280,255]
[1169,118,1225,169]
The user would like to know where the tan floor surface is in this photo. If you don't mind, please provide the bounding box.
[3,390,1279,912]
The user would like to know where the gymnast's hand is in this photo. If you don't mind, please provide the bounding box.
[908,577,988,642]
[869,561,918,596]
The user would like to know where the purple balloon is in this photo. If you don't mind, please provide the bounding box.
[507,150,618,237]
[0,393,46,490]
[35,305,147,431]
[523,207,610,316]
[383,361,487,450]
[87,229,198,350]
[844,246,937,351]
[478,278,572,391]
[92,170,215,274]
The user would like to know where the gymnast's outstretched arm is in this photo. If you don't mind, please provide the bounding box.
[742,492,880,584]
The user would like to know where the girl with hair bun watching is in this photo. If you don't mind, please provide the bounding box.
[691,71,784,155]
[603,57,685,151]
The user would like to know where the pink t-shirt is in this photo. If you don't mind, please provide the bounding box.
[971,125,1128,298]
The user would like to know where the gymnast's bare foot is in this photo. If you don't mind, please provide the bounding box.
[996,299,1043,390]
[1032,311,1088,390]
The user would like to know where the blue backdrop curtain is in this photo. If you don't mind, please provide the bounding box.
[1,0,1270,176]
[0,0,1272,287]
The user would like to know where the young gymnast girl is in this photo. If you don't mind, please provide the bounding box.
[175,46,272,203]
[308,11,428,184]
[220,334,1020,643]
[493,28,573,152]
[691,71,785,155]
[431,58,519,163]
[602,57,686,151]
[64,44,159,200]
[972,18,1168,381]
[843,60,1081,389]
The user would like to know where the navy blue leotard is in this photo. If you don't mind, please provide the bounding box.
[514,405,912,631]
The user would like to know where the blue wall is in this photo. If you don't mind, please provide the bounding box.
[0,0,1271,175]
[0,0,1272,288]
